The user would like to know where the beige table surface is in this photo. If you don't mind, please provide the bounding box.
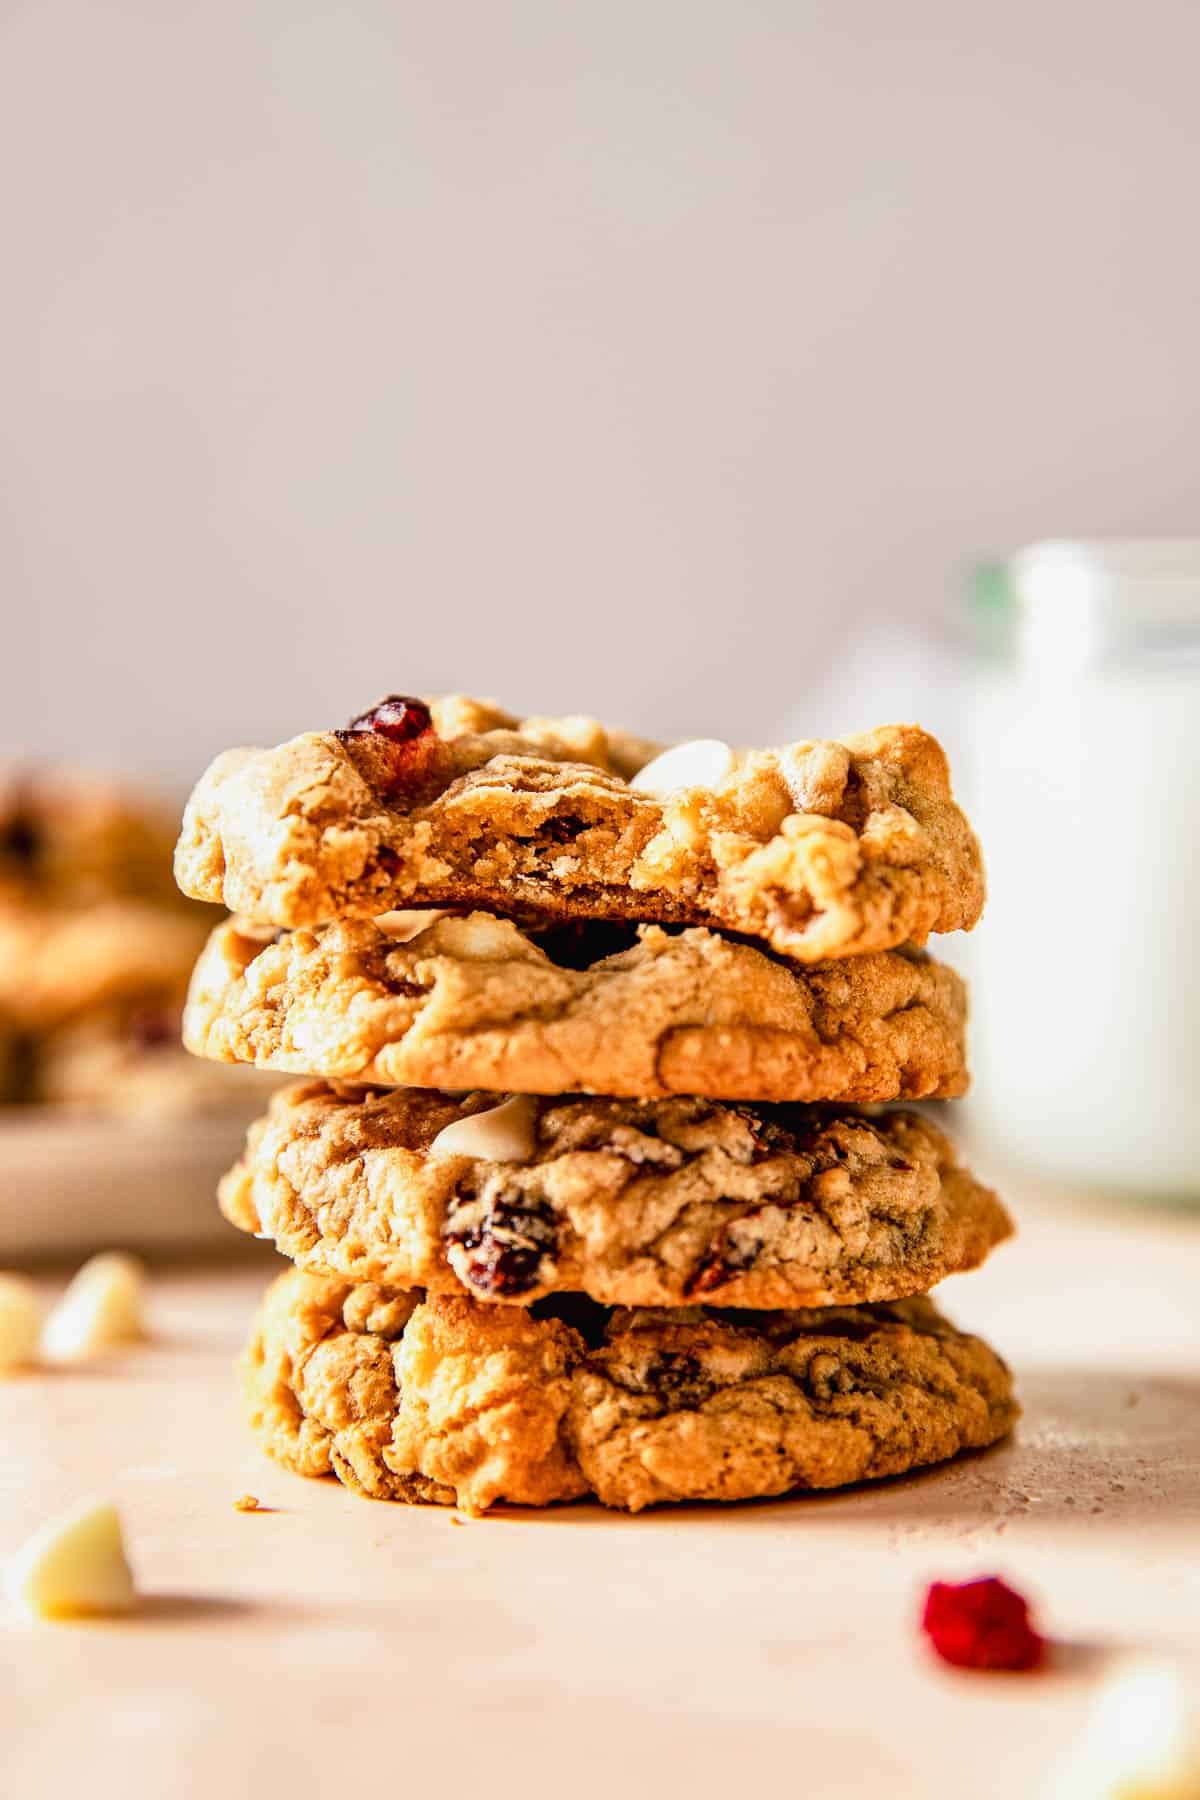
[2,1174,1199,1800]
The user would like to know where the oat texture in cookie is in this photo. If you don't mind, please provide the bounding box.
[185,910,969,1103]
[220,1082,1012,1309]
[242,1267,1018,1514]
[175,695,984,961]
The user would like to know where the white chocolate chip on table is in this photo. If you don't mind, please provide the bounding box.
[6,1500,137,1620]
[41,1252,146,1364]
[1046,1657,1200,1799]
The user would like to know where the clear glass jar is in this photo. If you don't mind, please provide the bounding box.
[963,541,1200,1201]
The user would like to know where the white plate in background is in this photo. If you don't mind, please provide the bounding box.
[0,1106,261,1257]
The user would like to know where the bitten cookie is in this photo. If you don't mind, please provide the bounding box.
[175,695,984,961]
[220,1083,1011,1309]
[186,910,969,1104]
[242,1268,1018,1513]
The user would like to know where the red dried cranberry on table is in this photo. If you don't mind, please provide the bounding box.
[920,1576,1045,1672]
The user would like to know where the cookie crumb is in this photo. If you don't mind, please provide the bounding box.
[449,1514,467,1527]
[233,1494,265,1513]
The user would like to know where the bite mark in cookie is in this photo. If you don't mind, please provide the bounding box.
[174,697,984,961]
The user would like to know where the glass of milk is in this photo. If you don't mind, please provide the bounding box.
[963,541,1200,1202]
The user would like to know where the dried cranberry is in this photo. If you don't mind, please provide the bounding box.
[445,1183,558,1297]
[685,1221,762,1296]
[921,1577,1044,1672]
[538,815,586,846]
[336,696,440,799]
[340,695,434,744]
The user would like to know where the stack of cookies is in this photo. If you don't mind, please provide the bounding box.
[175,694,1016,1514]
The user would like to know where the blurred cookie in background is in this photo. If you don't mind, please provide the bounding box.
[0,768,187,909]
[0,896,205,1113]
[0,765,281,1252]
[0,767,270,1117]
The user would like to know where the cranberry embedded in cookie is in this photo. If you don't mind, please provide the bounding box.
[216,1084,1013,1311]
[334,695,442,798]
[339,695,435,745]
[173,698,986,958]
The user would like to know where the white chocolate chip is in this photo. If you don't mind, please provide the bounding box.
[374,909,450,942]
[6,1500,137,1620]
[429,1095,537,1163]
[41,1253,145,1364]
[1049,1656,1200,1799]
[630,739,735,795]
[434,914,522,960]
[235,918,285,944]
[0,1275,40,1372]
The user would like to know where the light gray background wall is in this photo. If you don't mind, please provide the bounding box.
[3,1,1199,784]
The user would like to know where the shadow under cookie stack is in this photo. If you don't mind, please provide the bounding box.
[174,694,1016,1515]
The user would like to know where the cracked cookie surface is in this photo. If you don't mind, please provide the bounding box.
[175,696,984,961]
[220,1082,1011,1308]
[186,910,969,1103]
[242,1267,1017,1513]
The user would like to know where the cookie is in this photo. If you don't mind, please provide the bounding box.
[174,695,984,961]
[0,768,185,908]
[0,900,209,1033]
[185,910,969,1104]
[0,897,276,1111]
[37,1020,276,1115]
[242,1267,1018,1513]
[219,1082,1011,1309]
